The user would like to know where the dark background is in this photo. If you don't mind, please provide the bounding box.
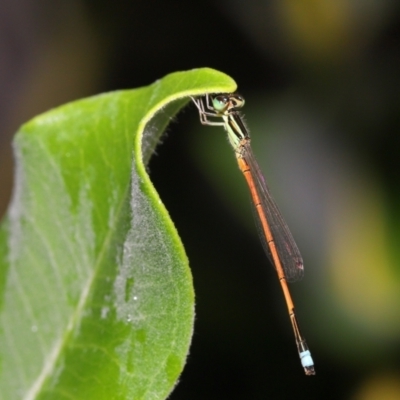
[1,1,400,399]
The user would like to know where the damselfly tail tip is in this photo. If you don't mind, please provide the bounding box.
[300,350,315,376]
[304,365,315,376]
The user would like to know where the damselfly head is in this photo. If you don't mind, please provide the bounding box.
[212,93,245,113]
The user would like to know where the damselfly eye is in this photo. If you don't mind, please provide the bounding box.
[231,94,245,109]
[212,95,230,112]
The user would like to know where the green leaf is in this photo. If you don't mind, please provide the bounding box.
[0,68,237,400]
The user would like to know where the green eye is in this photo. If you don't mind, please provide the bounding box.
[212,95,229,112]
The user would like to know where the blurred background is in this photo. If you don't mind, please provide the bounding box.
[1,0,400,398]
